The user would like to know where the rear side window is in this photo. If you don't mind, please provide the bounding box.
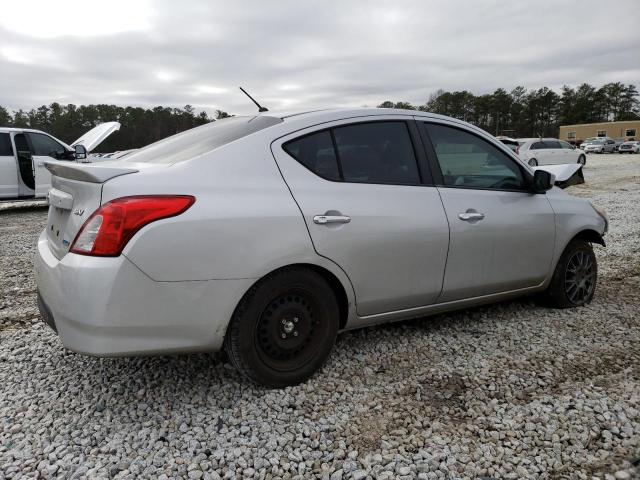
[333,122,420,184]
[544,140,561,149]
[125,115,283,164]
[0,133,13,156]
[283,121,420,185]
[283,131,340,180]
[530,142,545,150]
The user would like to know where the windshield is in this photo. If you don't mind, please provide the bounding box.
[124,115,283,164]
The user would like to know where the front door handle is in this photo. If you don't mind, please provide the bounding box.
[458,212,485,221]
[313,215,351,225]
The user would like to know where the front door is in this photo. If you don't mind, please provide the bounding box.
[13,133,35,196]
[0,132,18,199]
[271,117,450,317]
[26,132,68,197]
[420,121,556,302]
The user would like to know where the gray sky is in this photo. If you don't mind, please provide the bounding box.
[1,0,639,116]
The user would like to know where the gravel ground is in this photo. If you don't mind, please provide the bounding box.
[1,154,639,479]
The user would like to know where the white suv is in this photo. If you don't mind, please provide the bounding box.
[0,122,119,199]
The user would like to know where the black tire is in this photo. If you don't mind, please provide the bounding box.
[528,158,538,167]
[578,155,586,165]
[224,267,339,387]
[539,239,597,308]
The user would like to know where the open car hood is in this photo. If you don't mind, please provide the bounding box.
[533,163,584,189]
[71,121,120,152]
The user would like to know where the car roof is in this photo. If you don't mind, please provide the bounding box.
[259,107,501,141]
[0,126,46,134]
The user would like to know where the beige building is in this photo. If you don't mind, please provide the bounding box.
[559,120,640,142]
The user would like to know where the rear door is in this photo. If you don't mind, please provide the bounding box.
[420,121,555,302]
[26,132,70,197]
[529,141,549,164]
[543,140,563,164]
[0,132,18,199]
[271,116,450,317]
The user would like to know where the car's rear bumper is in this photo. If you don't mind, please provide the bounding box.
[34,231,254,356]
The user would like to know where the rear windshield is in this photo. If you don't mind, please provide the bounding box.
[124,115,283,164]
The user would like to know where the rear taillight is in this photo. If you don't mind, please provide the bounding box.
[515,146,519,154]
[70,195,195,257]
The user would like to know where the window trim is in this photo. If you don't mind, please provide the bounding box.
[567,131,577,140]
[281,119,434,187]
[597,130,607,137]
[625,128,636,137]
[418,121,533,194]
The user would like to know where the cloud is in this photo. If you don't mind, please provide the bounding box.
[0,0,638,116]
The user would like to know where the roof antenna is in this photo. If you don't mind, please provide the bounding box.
[239,87,268,112]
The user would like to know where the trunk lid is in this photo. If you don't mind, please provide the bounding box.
[44,161,138,259]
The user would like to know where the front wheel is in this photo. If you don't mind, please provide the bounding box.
[578,155,586,165]
[528,158,538,167]
[224,267,339,387]
[539,239,597,308]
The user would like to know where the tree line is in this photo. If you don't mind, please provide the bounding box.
[1,82,637,151]
[378,82,639,138]
[0,103,231,152]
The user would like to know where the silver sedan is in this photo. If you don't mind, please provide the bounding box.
[35,108,608,387]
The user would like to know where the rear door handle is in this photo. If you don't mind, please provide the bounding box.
[313,215,351,225]
[458,212,485,221]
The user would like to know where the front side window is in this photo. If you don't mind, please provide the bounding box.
[27,133,67,158]
[425,123,525,191]
[332,122,420,184]
[560,141,574,149]
[283,121,421,185]
[0,133,13,156]
[543,140,561,149]
[283,131,340,181]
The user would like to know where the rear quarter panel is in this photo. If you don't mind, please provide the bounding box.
[101,133,335,283]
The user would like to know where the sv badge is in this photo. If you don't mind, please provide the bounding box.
[73,208,85,216]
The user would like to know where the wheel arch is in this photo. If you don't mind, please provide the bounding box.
[571,228,605,247]
[231,263,353,332]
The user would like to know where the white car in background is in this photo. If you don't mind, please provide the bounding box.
[617,141,640,154]
[582,138,616,154]
[516,138,586,167]
[0,122,120,199]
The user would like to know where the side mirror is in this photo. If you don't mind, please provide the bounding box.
[74,144,88,161]
[532,169,554,193]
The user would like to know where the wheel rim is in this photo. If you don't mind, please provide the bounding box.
[564,251,596,304]
[255,289,326,371]
[529,159,538,166]
[578,156,586,165]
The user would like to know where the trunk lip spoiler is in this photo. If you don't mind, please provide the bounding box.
[45,160,138,183]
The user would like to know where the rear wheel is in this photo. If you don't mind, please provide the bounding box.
[224,267,339,387]
[528,158,538,167]
[578,155,586,165]
[539,239,597,308]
